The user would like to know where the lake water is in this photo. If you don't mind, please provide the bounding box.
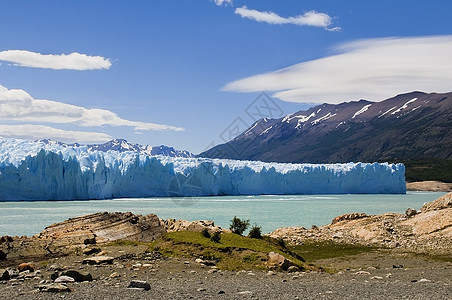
[0,192,445,237]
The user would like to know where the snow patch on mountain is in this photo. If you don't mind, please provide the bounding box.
[352,104,372,119]
[392,98,418,115]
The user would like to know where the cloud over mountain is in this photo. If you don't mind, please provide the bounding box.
[223,35,452,103]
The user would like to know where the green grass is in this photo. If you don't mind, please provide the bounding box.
[148,231,309,271]
[288,241,378,262]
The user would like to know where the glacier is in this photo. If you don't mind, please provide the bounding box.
[0,138,406,201]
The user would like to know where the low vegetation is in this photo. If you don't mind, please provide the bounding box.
[148,231,307,271]
[400,158,452,183]
[288,241,378,262]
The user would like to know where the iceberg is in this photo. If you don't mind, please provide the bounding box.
[0,138,406,201]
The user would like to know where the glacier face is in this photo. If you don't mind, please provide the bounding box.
[0,138,406,201]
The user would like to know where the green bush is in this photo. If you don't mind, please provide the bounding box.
[210,231,221,243]
[201,228,211,238]
[248,223,262,239]
[229,216,250,235]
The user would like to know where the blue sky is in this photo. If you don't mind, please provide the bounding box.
[1,0,452,153]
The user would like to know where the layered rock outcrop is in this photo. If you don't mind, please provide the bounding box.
[270,192,452,255]
[37,212,165,244]
[1,212,166,263]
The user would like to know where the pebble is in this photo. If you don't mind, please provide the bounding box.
[237,291,253,295]
[54,276,75,283]
[38,283,71,293]
[267,271,276,276]
[109,272,121,279]
[82,256,114,265]
[355,271,371,275]
[127,280,151,291]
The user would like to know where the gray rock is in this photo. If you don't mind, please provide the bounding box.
[82,256,114,265]
[0,250,6,261]
[50,271,60,281]
[237,291,253,295]
[0,268,10,280]
[268,252,294,271]
[287,266,300,273]
[54,276,75,283]
[405,208,417,217]
[83,247,101,255]
[38,283,71,292]
[61,270,93,282]
[6,268,19,278]
[127,280,151,291]
[48,265,62,271]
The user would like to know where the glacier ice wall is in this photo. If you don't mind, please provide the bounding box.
[0,138,406,200]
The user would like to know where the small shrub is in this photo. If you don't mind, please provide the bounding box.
[248,223,262,239]
[210,231,221,243]
[201,228,211,238]
[229,216,250,235]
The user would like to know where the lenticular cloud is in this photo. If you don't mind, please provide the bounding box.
[224,35,452,103]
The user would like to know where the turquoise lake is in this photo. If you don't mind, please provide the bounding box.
[0,192,445,237]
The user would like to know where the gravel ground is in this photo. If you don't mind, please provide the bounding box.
[1,247,451,300]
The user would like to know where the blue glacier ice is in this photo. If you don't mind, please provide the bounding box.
[0,138,406,201]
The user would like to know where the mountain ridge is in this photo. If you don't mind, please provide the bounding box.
[200,91,452,181]
[38,138,194,158]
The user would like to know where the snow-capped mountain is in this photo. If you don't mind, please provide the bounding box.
[200,92,452,165]
[39,138,194,158]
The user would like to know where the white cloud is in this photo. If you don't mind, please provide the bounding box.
[214,0,232,6]
[0,124,112,143]
[0,50,112,70]
[223,35,452,103]
[0,84,184,131]
[234,6,340,31]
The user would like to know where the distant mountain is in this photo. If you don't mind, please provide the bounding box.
[39,138,194,158]
[200,92,452,181]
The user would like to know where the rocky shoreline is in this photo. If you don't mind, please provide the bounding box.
[1,192,451,299]
[270,192,452,255]
[406,181,452,192]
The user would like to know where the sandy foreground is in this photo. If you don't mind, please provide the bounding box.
[1,189,452,299]
[1,244,451,300]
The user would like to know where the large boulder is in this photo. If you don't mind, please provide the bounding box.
[267,252,294,271]
[37,212,165,245]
